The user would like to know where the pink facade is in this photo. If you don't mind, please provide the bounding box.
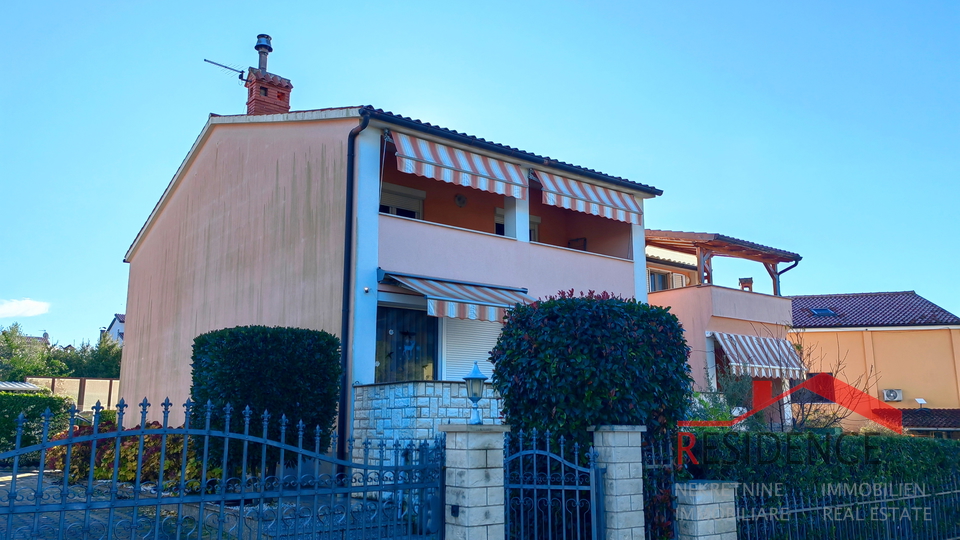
[378,214,636,300]
[648,285,794,388]
[122,113,356,424]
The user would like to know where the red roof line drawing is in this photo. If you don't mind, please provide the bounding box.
[679,373,903,434]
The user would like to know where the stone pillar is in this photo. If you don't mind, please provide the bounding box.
[676,481,738,540]
[439,424,510,540]
[591,425,647,540]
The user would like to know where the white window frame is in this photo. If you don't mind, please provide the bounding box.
[380,182,426,219]
[495,208,541,242]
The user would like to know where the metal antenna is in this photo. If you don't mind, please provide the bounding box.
[204,59,245,81]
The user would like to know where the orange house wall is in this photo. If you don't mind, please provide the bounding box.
[381,166,633,260]
[381,166,504,234]
[790,328,960,411]
[122,119,355,425]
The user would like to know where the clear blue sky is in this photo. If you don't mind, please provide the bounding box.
[3,1,958,345]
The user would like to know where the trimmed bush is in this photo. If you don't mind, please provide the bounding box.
[490,290,692,449]
[688,430,960,489]
[190,325,341,467]
[0,391,72,454]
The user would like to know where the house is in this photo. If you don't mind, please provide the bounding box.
[120,36,660,433]
[644,230,805,427]
[790,291,960,436]
[103,313,124,342]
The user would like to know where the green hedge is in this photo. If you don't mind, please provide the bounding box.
[688,430,960,488]
[491,291,692,449]
[190,325,341,469]
[0,391,72,455]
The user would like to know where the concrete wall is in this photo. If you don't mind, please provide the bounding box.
[379,214,636,301]
[791,327,960,410]
[353,381,502,442]
[122,117,356,424]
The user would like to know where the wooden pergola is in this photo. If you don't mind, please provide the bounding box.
[645,230,801,296]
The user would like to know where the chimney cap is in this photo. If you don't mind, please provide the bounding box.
[255,34,273,53]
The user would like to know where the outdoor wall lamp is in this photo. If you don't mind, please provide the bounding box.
[463,361,488,425]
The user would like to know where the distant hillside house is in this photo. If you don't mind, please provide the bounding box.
[104,313,124,342]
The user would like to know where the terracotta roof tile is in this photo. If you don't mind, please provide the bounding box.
[791,291,960,329]
[901,408,960,429]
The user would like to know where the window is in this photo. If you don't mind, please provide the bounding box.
[442,318,502,380]
[810,308,838,317]
[789,372,835,404]
[649,271,670,292]
[494,209,540,241]
[375,307,438,383]
[380,183,425,220]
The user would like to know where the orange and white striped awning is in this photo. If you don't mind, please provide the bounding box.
[380,271,534,323]
[389,131,528,199]
[710,332,805,380]
[531,170,643,225]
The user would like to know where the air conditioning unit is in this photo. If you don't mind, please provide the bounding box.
[882,389,903,402]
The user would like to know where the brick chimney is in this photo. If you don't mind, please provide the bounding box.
[245,35,293,116]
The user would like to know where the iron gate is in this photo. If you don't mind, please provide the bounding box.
[0,398,444,540]
[503,430,603,540]
[642,432,678,540]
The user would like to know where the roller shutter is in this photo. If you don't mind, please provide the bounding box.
[443,318,503,381]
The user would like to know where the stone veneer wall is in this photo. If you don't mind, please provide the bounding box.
[353,381,502,442]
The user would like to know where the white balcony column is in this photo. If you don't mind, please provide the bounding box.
[632,221,648,303]
[503,197,529,242]
[351,127,382,387]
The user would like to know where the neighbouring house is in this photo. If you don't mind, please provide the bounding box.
[103,313,124,343]
[120,36,660,433]
[24,332,50,346]
[0,381,43,393]
[644,230,805,428]
[790,291,960,436]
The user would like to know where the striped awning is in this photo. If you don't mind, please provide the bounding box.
[389,131,528,199]
[531,170,642,225]
[710,332,805,379]
[379,271,534,323]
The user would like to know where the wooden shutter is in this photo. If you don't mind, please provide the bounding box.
[671,273,686,289]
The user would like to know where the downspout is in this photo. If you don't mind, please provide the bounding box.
[338,109,371,461]
[772,260,801,296]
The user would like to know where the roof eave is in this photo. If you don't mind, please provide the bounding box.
[364,107,663,197]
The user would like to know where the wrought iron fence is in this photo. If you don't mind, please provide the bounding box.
[0,398,444,540]
[737,475,960,540]
[642,431,679,540]
[503,430,603,540]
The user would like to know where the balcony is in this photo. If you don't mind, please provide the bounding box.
[378,213,636,299]
[650,285,793,327]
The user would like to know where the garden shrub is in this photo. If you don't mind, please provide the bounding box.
[190,325,342,470]
[46,420,219,486]
[490,290,692,449]
[0,391,72,454]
